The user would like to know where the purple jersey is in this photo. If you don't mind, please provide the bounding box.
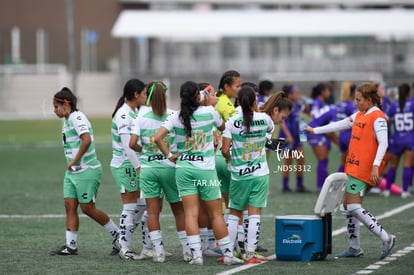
[336,100,357,153]
[278,102,302,148]
[388,97,414,146]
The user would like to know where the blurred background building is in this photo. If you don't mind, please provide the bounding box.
[1,0,414,118]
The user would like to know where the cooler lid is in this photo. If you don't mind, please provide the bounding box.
[276,215,320,220]
[314,172,347,217]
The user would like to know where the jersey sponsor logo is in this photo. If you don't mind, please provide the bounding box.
[346,153,360,166]
[351,135,360,141]
[179,154,204,162]
[76,116,82,120]
[148,155,166,161]
[239,163,261,176]
[233,119,266,129]
[355,122,366,128]
[239,129,263,138]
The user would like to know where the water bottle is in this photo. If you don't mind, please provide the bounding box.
[299,117,307,142]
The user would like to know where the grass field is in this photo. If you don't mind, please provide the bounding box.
[1,119,414,275]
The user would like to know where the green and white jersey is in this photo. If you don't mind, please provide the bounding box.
[223,111,274,181]
[162,105,223,170]
[131,106,176,168]
[110,103,139,168]
[62,111,100,170]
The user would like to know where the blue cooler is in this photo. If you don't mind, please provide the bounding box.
[275,215,323,261]
[275,173,349,262]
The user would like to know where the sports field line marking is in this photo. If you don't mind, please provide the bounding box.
[215,201,414,275]
[353,243,414,275]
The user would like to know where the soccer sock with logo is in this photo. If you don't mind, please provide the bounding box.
[149,230,164,256]
[132,198,146,232]
[344,212,361,250]
[218,236,234,258]
[119,203,136,250]
[141,211,153,249]
[347,203,390,242]
[199,227,208,252]
[103,219,119,240]
[246,215,260,259]
[66,229,78,250]
[177,230,190,255]
[207,228,217,250]
[187,235,202,259]
[226,214,239,247]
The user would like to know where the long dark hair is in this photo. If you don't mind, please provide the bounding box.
[311,82,327,99]
[398,83,411,111]
[179,81,199,137]
[54,87,78,112]
[238,86,256,133]
[147,81,167,117]
[216,70,240,97]
[112,78,146,118]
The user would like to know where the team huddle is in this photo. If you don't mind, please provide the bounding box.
[48,70,404,265]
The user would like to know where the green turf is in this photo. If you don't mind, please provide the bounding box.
[0,119,413,274]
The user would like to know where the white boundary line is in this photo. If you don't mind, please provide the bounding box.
[215,201,414,275]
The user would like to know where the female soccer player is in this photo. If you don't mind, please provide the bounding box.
[110,79,147,260]
[305,82,396,260]
[278,84,308,193]
[129,81,190,263]
[215,70,242,121]
[49,87,119,256]
[223,88,292,264]
[383,83,414,198]
[307,82,338,190]
[154,81,243,266]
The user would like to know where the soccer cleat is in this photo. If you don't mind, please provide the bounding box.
[189,256,203,266]
[203,248,222,257]
[233,250,244,259]
[382,190,390,198]
[401,192,412,199]
[380,235,396,260]
[244,256,263,264]
[119,248,144,260]
[140,247,155,259]
[110,238,121,256]
[183,251,192,262]
[254,251,269,261]
[335,247,364,258]
[49,245,78,256]
[223,256,244,265]
[255,245,268,252]
[164,250,173,257]
[153,253,166,263]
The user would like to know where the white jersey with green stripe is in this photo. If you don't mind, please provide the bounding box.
[62,111,100,170]
[222,111,274,180]
[131,106,176,168]
[110,103,139,168]
[161,105,223,170]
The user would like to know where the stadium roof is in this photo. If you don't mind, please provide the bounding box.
[111,9,414,40]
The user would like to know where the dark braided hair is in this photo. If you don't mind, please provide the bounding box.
[179,81,200,137]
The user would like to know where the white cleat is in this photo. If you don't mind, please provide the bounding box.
[401,192,412,199]
[119,248,144,260]
[223,256,244,265]
[183,251,192,262]
[189,256,203,266]
[153,253,166,263]
[140,247,155,259]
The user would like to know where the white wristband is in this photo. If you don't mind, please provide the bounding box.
[167,152,173,159]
